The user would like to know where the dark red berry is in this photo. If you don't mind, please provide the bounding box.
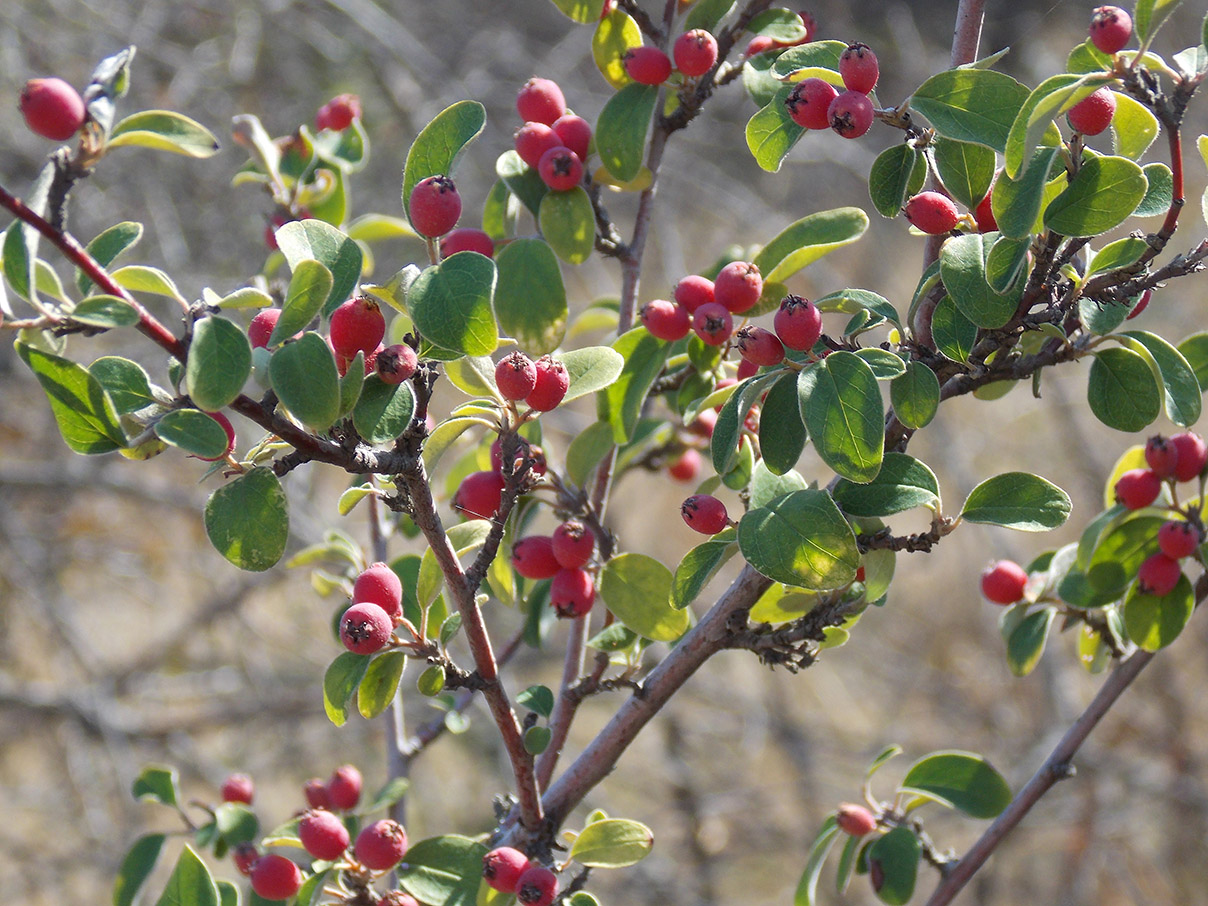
[232,842,259,876]
[839,43,879,94]
[19,78,85,141]
[496,351,539,401]
[1144,435,1180,479]
[221,773,254,804]
[673,275,715,313]
[550,568,595,618]
[674,29,719,77]
[512,536,562,580]
[774,294,823,351]
[836,803,877,836]
[552,114,593,162]
[441,228,495,259]
[316,94,362,132]
[526,356,569,411]
[355,819,409,871]
[304,778,332,810]
[734,326,785,367]
[250,854,303,901]
[1170,432,1208,482]
[409,175,461,238]
[714,261,763,314]
[974,191,997,233]
[1158,520,1201,560]
[299,808,351,861]
[624,46,673,85]
[1067,87,1116,136]
[453,471,506,520]
[785,77,839,130]
[1127,289,1152,320]
[668,448,701,482]
[552,521,594,569]
[903,191,960,234]
[515,122,564,169]
[327,765,362,810]
[1089,6,1132,54]
[377,344,418,385]
[828,90,875,138]
[517,78,566,126]
[484,847,531,894]
[1137,553,1182,596]
[692,302,733,347]
[340,602,393,655]
[353,562,403,618]
[249,308,282,348]
[537,146,584,192]
[516,865,559,906]
[330,296,386,360]
[979,560,1028,605]
[640,299,691,341]
[681,495,729,534]
[1114,468,1162,509]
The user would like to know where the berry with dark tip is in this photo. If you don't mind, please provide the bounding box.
[232,842,259,876]
[979,560,1028,605]
[304,778,332,810]
[552,114,592,163]
[340,602,393,655]
[353,562,403,618]
[221,773,254,804]
[1114,468,1161,510]
[839,43,879,94]
[550,568,595,618]
[377,344,418,385]
[734,326,785,367]
[355,819,409,871]
[315,94,362,132]
[773,294,823,351]
[1067,87,1116,136]
[512,536,562,580]
[1137,553,1182,596]
[516,865,559,906]
[409,175,461,238]
[692,302,733,347]
[517,78,566,126]
[681,495,729,534]
[484,847,531,894]
[640,299,691,341]
[515,122,564,169]
[496,351,539,401]
[537,146,584,191]
[674,275,715,313]
[785,78,839,130]
[714,261,763,314]
[453,471,506,520]
[674,29,719,77]
[299,808,351,861]
[19,78,86,141]
[441,228,495,258]
[828,90,874,138]
[903,191,960,234]
[668,448,701,482]
[526,356,569,411]
[330,296,386,359]
[1170,432,1208,482]
[1158,521,1200,560]
[624,46,673,85]
[1144,435,1180,479]
[1089,6,1132,54]
[327,765,362,810]
[836,803,877,836]
[553,521,594,569]
[250,854,303,901]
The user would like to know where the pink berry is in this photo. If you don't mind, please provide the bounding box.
[624,46,673,85]
[640,299,691,342]
[836,803,877,836]
[714,261,763,314]
[526,356,569,411]
[514,122,564,169]
[340,602,393,655]
[692,302,733,347]
[377,344,418,385]
[221,773,254,805]
[512,536,562,580]
[744,35,777,57]
[516,865,559,906]
[327,765,362,811]
[537,146,584,192]
[550,568,596,618]
[979,560,1028,605]
[330,296,386,360]
[673,275,715,313]
[552,114,593,162]
[441,228,495,259]
[668,448,702,482]
[552,521,594,570]
[353,562,403,618]
[517,78,566,126]
[232,842,259,876]
[734,326,785,367]
[828,90,875,138]
[674,29,719,77]
[249,308,282,348]
[19,78,85,141]
[689,409,718,438]
[484,847,531,894]
[1144,435,1180,479]
[409,175,461,238]
[197,412,236,462]
[1137,553,1182,596]
[1127,289,1152,320]
[299,808,351,861]
[1114,468,1162,509]
[1158,520,1201,560]
[1171,432,1208,482]
[838,43,879,94]
[250,854,304,901]
[681,494,729,534]
[903,191,960,235]
[304,778,332,811]
[453,471,506,520]
[355,819,409,871]
[496,351,539,401]
[736,358,759,380]
[1089,6,1132,54]
[974,191,997,233]
[785,77,839,130]
[315,93,362,132]
[1067,87,1116,136]
[774,294,823,351]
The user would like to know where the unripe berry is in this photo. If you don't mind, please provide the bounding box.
[453,471,506,520]
[299,808,351,861]
[774,294,823,351]
[903,191,960,234]
[838,43,879,94]
[674,29,719,77]
[1114,468,1162,510]
[526,356,569,411]
[1144,435,1180,479]
[355,819,409,871]
[249,308,282,348]
[496,351,539,401]
[483,846,531,894]
[221,773,254,804]
[19,78,86,141]
[714,261,763,314]
[537,146,584,192]
[550,568,596,618]
[681,494,729,534]
[330,296,386,360]
[232,842,259,876]
[517,78,566,126]
[515,122,564,169]
[515,864,559,906]
[250,854,304,901]
[353,562,403,618]
[441,228,496,259]
[1067,87,1116,136]
[979,560,1028,605]
[512,536,563,580]
[553,521,594,569]
[552,114,593,163]
[974,191,997,233]
[304,778,332,810]
[315,93,362,132]
[340,602,393,655]
[828,90,875,138]
[624,46,673,85]
[1158,520,1201,560]
[785,77,839,130]
[327,765,362,811]
[692,302,733,347]
[734,326,785,367]
[1169,432,1208,482]
[1089,6,1132,54]
[673,275,715,313]
[197,412,236,462]
[409,175,461,238]
[640,299,692,342]
[668,448,702,482]
[1137,553,1182,596]
[835,803,878,837]
[377,344,418,385]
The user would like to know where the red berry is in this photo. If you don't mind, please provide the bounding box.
[673,275,715,313]
[353,562,403,618]
[674,29,719,77]
[232,842,259,876]
[734,326,785,367]
[1089,6,1132,54]
[550,568,596,618]
[681,494,729,534]
[692,302,733,347]
[668,448,702,482]
[19,78,85,141]
[1137,553,1182,596]
[1067,87,1116,136]
[1127,289,1152,320]
[250,854,303,901]
[1158,520,1201,560]
[516,865,559,906]
[1171,432,1208,482]
[1114,468,1162,510]
[409,175,461,238]
[526,356,569,411]
[537,146,584,192]
[377,344,418,385]
[299,808,351,861]
[330,296,386,360]
[441,228,495,259]
[785,77,839,130]
[496,351,539,401]
[624,46,673,85]
[744,36,777,57]
[828,90,875,138]
[515,121,564,170]
[197,412,236,462]
[316,94,362,132]
[552,521,594,569]
[517,78,566,126]
[327,765,362,811]
[835,803,877,837]
[1144,435,1180,479]
[454,471,506,520]
[736,358,759,380]
[221,773,254,804]
[689,409,718,438]
[713,261,763,314]
[974,191,997,233]
[484,847,531,894]
[355,819,409,871]
[552,114,593,162]
[249,308,282,348]
[304,778,332,810]
[340,602,393,655]
[839,43,879,94]
[979,560,1028,605]
[903,191,960,235]
[512,536,562,580]
[640,299,691,342]
[774,294,823,351]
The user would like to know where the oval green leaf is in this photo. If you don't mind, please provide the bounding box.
[271,258,333,347]
[495,239,567,354]
[940,233,1018,328]
[933,137,996,209]
[598,553,690,642]
[601,328,670,443]
[901,750,1011,818]
[797,351,884,483]
[746,86,804,173]
[738,489,859,590]
[753,207,869,284]
[672,532,738,609]
[1087,346,1162,432]
[358,651,406,719]
[960,471,1071,532]
[832,453,939,517]
[596,83,657,182]
[71,294,140,328]
[269,331,341,431]
[759,371,808,475]
[1005,73,1112,178]
[910,68,1030,152]
[1123,573,1195,651]
[869,144,925,218]
[204,467,289,571]
[931,295,977,363]
[323,651,371,727]
[593,8,642,89]
[114,834,166,906]
[1118,330,1201,427]
[991,146,1061,239]
[890,361,940,429]
[154,409,230,458]
[153,845,218,906]
[539,185,595,265]
[109,110,220,158]
[354,377,416,444]
[16,342,125,453]
[407,254,498,356]
[562,345,625,403]
[1043,154,1147,237]
[398,836,488,906]
[568,818,654,868]
[868,826,921,906]
[1005,607,1057,677]
[275,219,363,316]
[78,221,142,295]
[185,316,251,412]
[402,100,487,221]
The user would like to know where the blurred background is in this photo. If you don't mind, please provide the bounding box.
[2,1,1208,903]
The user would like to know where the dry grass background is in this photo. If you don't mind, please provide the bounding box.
[2,1,1208,904]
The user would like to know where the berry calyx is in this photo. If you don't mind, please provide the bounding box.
[668,448,702,482]
[251,855,303,901]
[377,344,418,385]
[838,43,879,94]
[785,77,839,130]
[673,275,715,313]
[517,78,566,126]
[681,495,729,534]
[1169,432,1208,482]
[550,568,596,618]
[537,146,584,191]
[714,260,763,314]
[484,847,531,894]
[979,560,1028,605]
[453,471,506,520]
[304,778,332,810]
[248,308,282,348]
[327,765,362,810]
[526,356,569,411]
[496,351,539,401]
[355,819,409,871]
[353,562,403,618]
[512,536,562,580]
[299,808,351,861]
[903,191,960,234]
[1089,6,1132,54]
[827,90,875,138]
[552,114,593,162]
[1144,435,1179,479]
[315,94,362,132]
[515,122,564,169]
[624,46,673,85]
[441,228,495,259]
[734,326,785,367]
[1067,87,1116,136]
[1114,468,1162,510]
[19,78,86,141]
[330,296,386,360]
[409,175,461,238]
[340,602,394,655]
[552,521,595,569]
[674,29,719,77]
[1137,553,1182,597]
[221,773,254,804]
[1158,520,1201,560]
[640,299,692,342]
[835,803,878,837]
[774,294,823,351]
[515,864,559,906]
[692,302,733,347]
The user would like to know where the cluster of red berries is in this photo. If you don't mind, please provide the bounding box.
[339,562,404,655]
[513,77,593,193]
[19,77,86,141]
[621,26,722,87]
[483,847,560,906]
[784,40,878,139]
[453,431,550,522]
[511,520,597,617]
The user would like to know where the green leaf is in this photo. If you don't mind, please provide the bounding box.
[517,685,555,718]
[154,845,218,906]
[685,0,734,31]
[1118,330,1201,427]
[1086,515,1165,596]
[114,834,166,906]
[1005,607,1056,677]
[1079,294,1132,336]
[271,259,332,347]
[1137,162,1173,217]
[750,462,809,510]
[275,220,363,317]
[1123,572,1195,650]
[771,40,846,79]
[598,553,690,642]
[985,236,1031,293]
[1135,0,1183,43]
[991,146,1061,239]
[360,777,411,816]
[496,150,548,217]
[1067,38,1116,74]
[931,295,978,363]
[495,239,567,354]
[566,421,615,488]
[596,83,657,182]
[1044,154,1148,237]
[323,651,371,726]
[397,836,488,906]
[815,288,901,329]
[407,254,497,357]
[569,818,654,868]
[548,0,604,22]
[753,207,869,284]
[940,233,1018,328]
[593,8,643,89]
[90,356,156,415]
[154,409,230,458]
[539,186,595,265]
[760,372,808,474]
[70,294,141,328]
[358,651,406,719]
[204,467,289,571]
[960,471,1071,531]
[793,817,839,906]
[78,221,142,295]
[562,346,626,403]
[890,362,940,429]
[832,453,939,517]
[746,86,804,173]
[868,145,925,217]
[1087,346,1162,431]
[214,802,258,846]
[111,265,185,303]
[186,316,252,412]
[269,332,340,432]
[712,374,776,474]
[109,110,220,158]
[132,765,181,806]
[738,489,859,590]
[402,100,487,221]
[933,137,996,209]
[797,352,884,483]
[868,827,920,905]
[672,531,738,609]
[743,49,787,110]
[749,7,808,41]
[338,352,365,418]
[910,68,1030,152]
[1111,92,1160,160]
[1087,237,1149,277]
[16,342,125,453]
[353,377,416,444]
[1177,331,1208,388]
[901,750,1013,818]
[601,328,670,443]
[1005,73,1112,178]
